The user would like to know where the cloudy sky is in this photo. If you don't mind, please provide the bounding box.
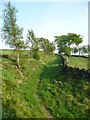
[0,0,88,49]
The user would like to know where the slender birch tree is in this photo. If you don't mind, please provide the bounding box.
[2,2,24,69]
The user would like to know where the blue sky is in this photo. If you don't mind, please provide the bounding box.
[0,0,88,49]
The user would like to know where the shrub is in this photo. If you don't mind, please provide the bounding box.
[33,49,40,60]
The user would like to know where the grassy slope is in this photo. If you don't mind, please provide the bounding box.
[1,51,90,118]
[38,60,90,118]
[1,52,56,118]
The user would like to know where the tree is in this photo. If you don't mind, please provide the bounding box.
[72,47,78,55]
[67,33,83,56]
[39,37,55,54]
[27,30,40,60]
[2,2,24,69]
[54,35,72,65]
[80,45,88,55]
[54,33,83,65]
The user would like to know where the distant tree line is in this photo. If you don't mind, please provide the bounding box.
[1,2,89,68]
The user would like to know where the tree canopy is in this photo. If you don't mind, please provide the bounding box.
[27,29,40,60]
[54,33,83,57]
[39,37,55,53]
[2,2,25,68]
[2,2,23,50]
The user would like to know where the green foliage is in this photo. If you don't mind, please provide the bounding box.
[2,2,23,50]
[27,30,35,49]
[72,45,88,56]
[63,46,71,57]
[80,45,88,55]
[39,37,55,53]
[1,2,26,69]
[33,48,40,60]
[16,40,27,49]
[27,30,40,60]
[67,33,83,56]
[72,47,78,54]
[67,33,83,46]
[55,35,71,57]
[54,33,83,57]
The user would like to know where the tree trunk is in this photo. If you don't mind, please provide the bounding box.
[78,45,80,57]
[66,56,69,65]
[61,55,65,66]
[16,49,20,69]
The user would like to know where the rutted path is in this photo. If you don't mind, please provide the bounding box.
[16,60,53,118]
[2,54,58,118]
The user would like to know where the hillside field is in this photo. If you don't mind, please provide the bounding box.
[0,50,90,118]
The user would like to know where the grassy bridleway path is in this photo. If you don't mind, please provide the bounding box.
[17,54,61,118]
[2,52,61,118]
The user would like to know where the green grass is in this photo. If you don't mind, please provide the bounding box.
[0,49,13,54]
[1,51,90,118]
[69,56,88,69]
[37,55,89,118]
